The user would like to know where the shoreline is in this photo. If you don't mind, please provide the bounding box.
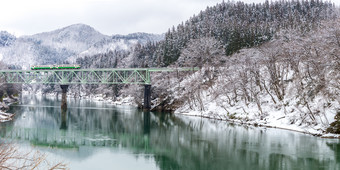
[17,92,340,138]
[176,112,340,139]
[91,91,340,139]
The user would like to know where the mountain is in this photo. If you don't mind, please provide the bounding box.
[29,24,109,53]
[0,24,163,69]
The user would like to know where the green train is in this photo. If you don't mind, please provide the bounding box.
[31,64,81,70]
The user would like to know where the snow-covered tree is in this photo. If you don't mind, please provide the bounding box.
[176,37,225,68]
[0,31,16,47]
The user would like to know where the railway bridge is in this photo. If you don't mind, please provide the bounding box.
[0,67,198,109]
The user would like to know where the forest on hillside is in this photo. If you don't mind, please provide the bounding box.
[76,0,336,69]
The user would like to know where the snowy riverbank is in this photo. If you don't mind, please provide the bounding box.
[175,103,340,138]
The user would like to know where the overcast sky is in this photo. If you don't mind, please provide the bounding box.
[1,0,339,36]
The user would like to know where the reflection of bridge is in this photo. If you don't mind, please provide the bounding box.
[0,110,154,152]
[0,68,198,109]
[3,126,150,150]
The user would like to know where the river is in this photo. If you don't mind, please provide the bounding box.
[0,95,339,170]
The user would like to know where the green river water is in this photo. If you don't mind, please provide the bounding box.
[0,95,339,170]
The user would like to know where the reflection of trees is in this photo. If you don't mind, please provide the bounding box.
[327,142,340,166]
[267,153,337,170]
[1,95,340,170]
[148,117,340,170]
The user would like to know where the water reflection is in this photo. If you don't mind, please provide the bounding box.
[60,108,68,130]
[0,95,339,170]
[143,111,150,135]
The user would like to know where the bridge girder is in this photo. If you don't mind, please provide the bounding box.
[0,68,198,85]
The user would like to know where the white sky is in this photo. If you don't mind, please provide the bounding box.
[1,0,339,36]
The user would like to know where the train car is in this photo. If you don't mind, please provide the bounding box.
[31,64,81,70]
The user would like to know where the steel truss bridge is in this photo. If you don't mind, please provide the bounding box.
[0,67,198,109]
[0,67,198,85]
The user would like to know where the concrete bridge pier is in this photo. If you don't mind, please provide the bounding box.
[144,85,151,110]
[60,85,69,110]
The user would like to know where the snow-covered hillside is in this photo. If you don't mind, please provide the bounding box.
[0,24,163,69]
